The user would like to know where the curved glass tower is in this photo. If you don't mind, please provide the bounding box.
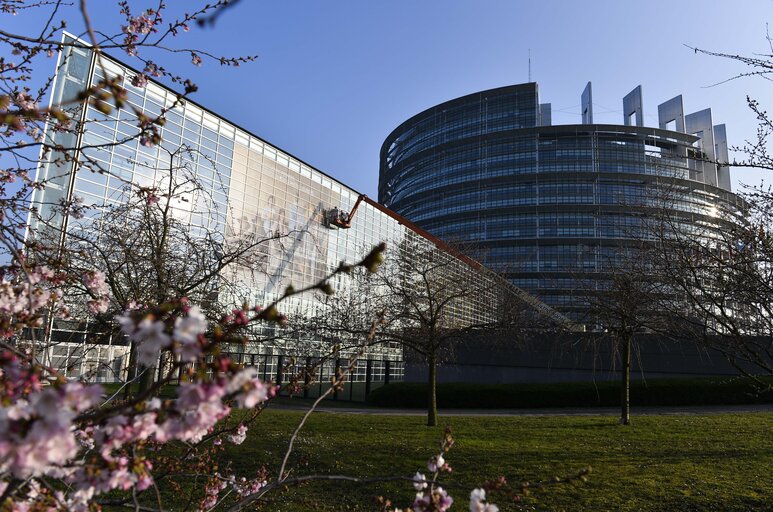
[379,83,742,320]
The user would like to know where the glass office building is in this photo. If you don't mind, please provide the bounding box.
[29,39,558,382]
[379,83,743,321]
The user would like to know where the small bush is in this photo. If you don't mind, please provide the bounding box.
[366,377,773,408]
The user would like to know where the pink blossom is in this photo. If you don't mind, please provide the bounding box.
[0,279,52,317]
[124,42,138,57]
[143,61,161,78]
[57,304,72,318]
[34,266,55,282]
[233,473,267,498]
[469,488,498,512]
[93,412,158,456]
[125,300,142,310]
[136,472,153,491]
[173,305,207,361]
[13,91,36,110]
[118,313,171,366]
[230,308,249,326]
[427,454,445,473]
[412,471,427,491]
[227,424,248,445]
[26,286,51,311]
[412,486,453,512]
[0,283,20,314]
[155,381,230,443]
[131,73,148,88]
[200,478,226,511]
[0,382,102,478]
[0,352,42,401]
[67,456,153,506]
[88,296,110,314]
[122,9,159,36]
[227,369,274,408]
[83,271,109,296]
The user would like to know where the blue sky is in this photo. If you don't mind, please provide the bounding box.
[8,0,773,195]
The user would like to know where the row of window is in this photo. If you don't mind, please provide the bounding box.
[384,156,693,207]
[386,89,538,165]
[402,187,719,224]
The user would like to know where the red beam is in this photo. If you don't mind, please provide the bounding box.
[360,196,484,271]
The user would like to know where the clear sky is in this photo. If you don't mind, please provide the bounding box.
[8,0,773,195]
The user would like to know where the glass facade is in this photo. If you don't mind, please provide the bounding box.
[30,40,544,381]
[380,83,743,321]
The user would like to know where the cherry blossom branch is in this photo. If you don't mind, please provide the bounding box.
[277,313,384,483]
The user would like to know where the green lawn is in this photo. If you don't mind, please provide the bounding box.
[214,409,772,511]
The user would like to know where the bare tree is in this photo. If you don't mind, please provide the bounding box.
[366,238,534,426]
[645,192,772,389]
[690,33,773,174]
[29,143,292,390]
[0,0,261,380]
[309,235,574,426]
[65,145,287,307]
[1,1,257,256]
[632,34,773,389]
[580,242,671,425]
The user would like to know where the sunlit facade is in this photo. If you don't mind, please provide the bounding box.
[379,82,743,321]
[29,39,556,382]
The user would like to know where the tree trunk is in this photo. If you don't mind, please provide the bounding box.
[138,363,156,395]
[620,333,631,425]
[427,352,437,427]
[124,342,138,399]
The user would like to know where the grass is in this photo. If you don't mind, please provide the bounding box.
[207,409,773,511]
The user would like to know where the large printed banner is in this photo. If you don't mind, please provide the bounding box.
[226,142,336,293]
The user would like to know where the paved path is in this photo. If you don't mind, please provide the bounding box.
[269,402,773,417]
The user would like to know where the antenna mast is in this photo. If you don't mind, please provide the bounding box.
[528,49,531,82]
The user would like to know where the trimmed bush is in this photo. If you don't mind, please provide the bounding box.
[366,377,773,408]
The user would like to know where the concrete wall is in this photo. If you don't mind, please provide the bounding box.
[404,334,758,383]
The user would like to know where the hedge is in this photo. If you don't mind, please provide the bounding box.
[366,377,773,408]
